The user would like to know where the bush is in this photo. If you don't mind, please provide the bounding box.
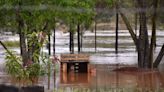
[5,50,48,85]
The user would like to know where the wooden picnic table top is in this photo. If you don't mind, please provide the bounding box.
[60,54,89,62]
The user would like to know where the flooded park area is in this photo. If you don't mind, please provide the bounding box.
[0,30,164,92]
[0,0,164,92]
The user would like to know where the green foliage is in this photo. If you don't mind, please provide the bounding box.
[53,0,95,32]
[5,51,23,78]
[3,41,20,47]
[27,63,45,77]
[5,49,54,84]
[0,0,97,33]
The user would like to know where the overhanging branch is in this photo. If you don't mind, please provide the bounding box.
[118,10,138,48]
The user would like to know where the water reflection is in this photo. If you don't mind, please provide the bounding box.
[58,65,164,91]
[60,72,91,87]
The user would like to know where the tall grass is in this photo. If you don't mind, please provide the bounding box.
[3,41,19,47]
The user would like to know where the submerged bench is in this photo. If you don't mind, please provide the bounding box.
[61,54,89,62]
[60,54,90,73]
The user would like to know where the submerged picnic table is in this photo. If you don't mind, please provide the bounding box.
[60,54,90,73]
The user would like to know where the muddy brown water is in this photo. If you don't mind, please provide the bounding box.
[0,65,164,92]
[54,64,164,92]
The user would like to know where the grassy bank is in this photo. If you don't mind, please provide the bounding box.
[3,41,19,47]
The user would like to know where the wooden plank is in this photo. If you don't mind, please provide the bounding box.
[62,63,67,73]
[61,54,89,62]
[61,58,89,61]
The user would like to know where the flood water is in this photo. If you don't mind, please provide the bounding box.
[0,30,164,92]
[56,65,164,92]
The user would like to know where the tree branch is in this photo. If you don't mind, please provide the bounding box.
[118,10,138,48]
[0,41,22,67]
[153,44,164,68]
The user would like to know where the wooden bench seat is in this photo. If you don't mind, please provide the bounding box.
[60,54,90,73]
[60,54,89,62]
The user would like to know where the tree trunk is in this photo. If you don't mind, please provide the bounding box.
[53,28,56,55]
[16,7,28,66]
[135,13,138,36]
[72,31,74,54]
[48,33,51,55]
[80,26,83,51]
[134,0,138,36]
[137,0,149,68]
[69,27,74,54]
[94,20,97,52]
[19,31,28,66]
[149,0,159,68]
[69,31,72,53]
[77,24,81,53]
[152,0,158,48]
[115,11,119,54]
[153,44,164,68]
[119,0,163,68]
[119,11,138,47]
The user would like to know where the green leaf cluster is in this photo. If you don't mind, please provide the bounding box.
[5,50,53,84]
[5,51,23,78]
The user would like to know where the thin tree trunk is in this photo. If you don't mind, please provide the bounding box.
[19,27,28,66]
[152,0,158,48]
[149,0,159,68]
[134,0,138,36]
[119,11,138,47]
[77,24,81,53]
[95,20,97,52]
[16,6,28,66]
[135,13,138,36]
[53,28,56,55]
[48,33,51,55]
[119,9,141,66]
[153,44,164,68]
[53,18,56,55]
[80,26,83,51]
[115,11,119,54]
[134,13,138,52]
[69,31,72,53]
[69,24,74,54]
[72,31,74,54]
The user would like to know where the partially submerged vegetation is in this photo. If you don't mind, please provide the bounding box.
[5,49,54,86]
[0,0,164,91]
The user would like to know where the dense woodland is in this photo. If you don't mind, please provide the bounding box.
[0,0,164,70]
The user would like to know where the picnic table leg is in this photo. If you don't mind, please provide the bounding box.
[88,63,90,73]
[62,63,67,73]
